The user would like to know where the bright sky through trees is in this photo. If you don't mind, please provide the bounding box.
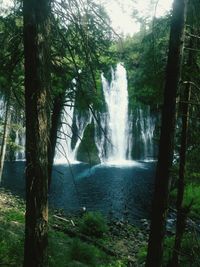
[100,0,173,35]
[2,0,173,35]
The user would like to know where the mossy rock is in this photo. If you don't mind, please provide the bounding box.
[76,121,100,165]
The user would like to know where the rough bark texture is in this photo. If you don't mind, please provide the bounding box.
[23,0,51,266]
[145,0,188,266]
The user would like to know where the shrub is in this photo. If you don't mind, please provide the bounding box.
[163,233,200,266]
[170,184,200,219]
[137,233,200,266]
[137,245,147,265]
[79,212,108,238]
[68,238,103,266]
[183,184,200,218]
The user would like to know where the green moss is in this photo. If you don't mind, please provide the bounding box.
[76,122,100,165]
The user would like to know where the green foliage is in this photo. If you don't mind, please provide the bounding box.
[183,184,200,218]
[4,209,24,223]
[51,0,113,114]
[137,245,147,265]
[163,234,200,266]
[187,147,200,173]
[99,260,126,267]
[49,230,71,267]
[68,238,106,266]
[112,16,170,109]
[137,233,200,267]
[170,183,200,219]
[0,192,24,267]
[79,212,108,238]
[0,225,24,267]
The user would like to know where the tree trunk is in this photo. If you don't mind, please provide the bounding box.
[23,0,51,266]
[170,32,194,267]
[48,92,65,186]
[0,99,11,181]
[145,0,188,266]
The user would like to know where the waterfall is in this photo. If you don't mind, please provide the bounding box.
[131,106,156,160]
[15,129,25,160]
[4,64,156,164]
[95,63,156,163]
[139,107,155,160]
[98,63,131,162]
[55,98,92,163]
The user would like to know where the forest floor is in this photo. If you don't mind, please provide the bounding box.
[0,188,148,267]
[0,188,199,267]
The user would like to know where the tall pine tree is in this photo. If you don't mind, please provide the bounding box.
[145,0,188,266]
[23,0,51,266]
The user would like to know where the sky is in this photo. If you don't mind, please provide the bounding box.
[2,0,173,35]
[101,0,173,35]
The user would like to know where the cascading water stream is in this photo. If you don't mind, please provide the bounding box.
[7,64,155,164]
[139,107,155,160]
[0,65,156,166]
[15,130,25,160]
[99,63,132,163]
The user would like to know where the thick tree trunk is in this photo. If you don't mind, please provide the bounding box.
[23,0,51,266]
[0,99,11,181]
[170,34,194,267]
[145,0,188,266]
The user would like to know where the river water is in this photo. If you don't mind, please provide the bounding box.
[1,160,156,224]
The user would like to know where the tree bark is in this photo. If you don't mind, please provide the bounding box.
[170,32,194,267]
[23,0,51,266]
[0,99,11,182]
[145,0,188,266]
[48,91,65,186]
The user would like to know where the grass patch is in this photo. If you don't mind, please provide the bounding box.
[3,209,24,223]
[0,189,25,266]
[48,230,71,267]
[0,220,24,266]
